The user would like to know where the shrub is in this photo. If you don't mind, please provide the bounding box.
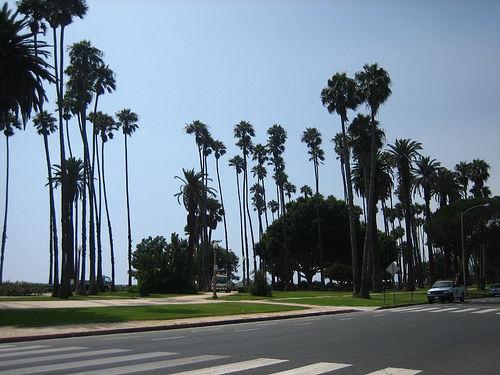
[0,282,51,296]
[249,271,272,297]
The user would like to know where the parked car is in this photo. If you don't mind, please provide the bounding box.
[489,284,500,296]
[427,280,464,303]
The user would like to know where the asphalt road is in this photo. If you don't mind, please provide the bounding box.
[1,297,499,374]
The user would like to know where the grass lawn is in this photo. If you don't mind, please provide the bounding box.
[0,302,305,328]
[0,291,188,302]
[221,290,428,306]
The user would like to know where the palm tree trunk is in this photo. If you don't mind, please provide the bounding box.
[340,116,360,296]
[0,137,11,284]
[215,158,229,277]
[243,160,257,277]
[102,141,116,291]
[93,131,103,291]
[314,162,325,289]
[74,199,79,291]
[261,178,269,228]
[235,170,246,286]
[372,201,382,292]
[424,197,435,282]
[404,201,415,291]
[125,135,133,287]
[241,161,250,285]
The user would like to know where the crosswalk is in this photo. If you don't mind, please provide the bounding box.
[0,342,422,374]
[386,305,499,315]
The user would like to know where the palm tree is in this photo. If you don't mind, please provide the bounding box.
[301,127,326,288]
[300,185,313,198]
[0,3,53,123]
[355,63,392,297]
[211,140,229,278]
[332,133,348,202]
[33,111,59,285]
[268,200,279,221]
[454,161,471,199]
[414,156,440,282]
[283,181,296,203]
[234,121,256,281]
[434,167,461,208]
[228,156,246,285]
[175,169,215,280]
[267,124,287,214]
[321,72,361,295]
[116,109,139,287]
[252,143,269,228]
[388,138,422,291]
[469,159,490,198]
[250,183,266,241]
[52,157,84,297]
[0,113,22,284]
[94,112,118,291]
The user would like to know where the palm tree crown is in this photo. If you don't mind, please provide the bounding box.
[320,72,360,121]
[116,109,139,136]
[355,63,392,116]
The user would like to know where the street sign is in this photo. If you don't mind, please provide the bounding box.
[386,261,399,276]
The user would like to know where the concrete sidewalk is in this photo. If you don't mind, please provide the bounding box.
[0,293,377,343]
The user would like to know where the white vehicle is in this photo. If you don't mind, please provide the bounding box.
[427,280,465,304]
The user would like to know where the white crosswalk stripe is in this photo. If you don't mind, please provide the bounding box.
[269,361,352,374]
[0,346,84,359]
[0,345,48,354]
[67,355,227,375]
[0,351,176,375]
[0,344,17,349]
[0,349,129,368]
[449,308,479,313]
[404,307,441,312]
[364,367,422,374]
[471,308,499,314]
[429,307,459,312]
[171,358,288,374]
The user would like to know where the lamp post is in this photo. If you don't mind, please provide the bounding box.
[461,203,490,296]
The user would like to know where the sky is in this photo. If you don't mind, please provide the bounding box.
[2,0,500,284]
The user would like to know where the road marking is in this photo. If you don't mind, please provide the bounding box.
[191,327,221,332]
[234,328,260,332]
[0,344,16,349]
[0,351,176,375]
[449,308,480,313]
[0,346,84,359]
[0,349,128,368]
[269,362,352,374]
[152,336,186,341]
[104,335,143,341]
[68,355,227,375]
[373,314,387,317]
[295,322,312,326]
[364,367,422,374]
[0,345,48,354]
[389,307,424,312]
[339,317,354,321]
[429,307,459,312]
[471,308,499,314]
[409,307,441,312]
[171,358,288,374]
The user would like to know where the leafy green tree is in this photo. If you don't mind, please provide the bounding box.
[355,63,392,298]
[0,114,22,284]
[228,155,247,285]
[33,111,59,285]
[321,72,361,295]
[388,138,422,291]
[116,108,139,287]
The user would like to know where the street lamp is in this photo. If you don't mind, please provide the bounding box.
[461,203,490,296]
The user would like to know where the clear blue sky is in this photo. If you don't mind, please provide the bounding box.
[3,0,499,283]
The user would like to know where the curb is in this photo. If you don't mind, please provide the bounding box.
[0,308,358,344]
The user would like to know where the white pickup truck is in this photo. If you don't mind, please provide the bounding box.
[427,280,465,304]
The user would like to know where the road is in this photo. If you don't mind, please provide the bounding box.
[1,297,499,374]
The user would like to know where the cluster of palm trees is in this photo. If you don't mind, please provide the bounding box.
[0,1,140,299]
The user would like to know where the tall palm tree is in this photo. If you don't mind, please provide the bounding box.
[300,185,313,198]
[211,140,229,277]
[94,112,118,291]
[321,72,361,295]
[234,121,256,281]
[175,169,215,279]
[250,183,266,241]
[469,159,490,198]
[116,109,139,287]
[0,113,22,284]
[414,156,440,282]
[454,161,471,199]
[252,143,269,228]
[332,133,348,202]
[267,124,287,214]
[355,63,392,297]
[228,155,246,284]
[283,181,296,203]
[301,127,326,287]
[33,111,59,284]
[0,3,53,123]
[388,138,422,291]
[268,200,279,221]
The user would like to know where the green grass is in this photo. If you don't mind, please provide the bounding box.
[0,302,305,328]
[220,290,428,306]
[0,291,188,302]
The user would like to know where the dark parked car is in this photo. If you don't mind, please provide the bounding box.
[489,284,500,296]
